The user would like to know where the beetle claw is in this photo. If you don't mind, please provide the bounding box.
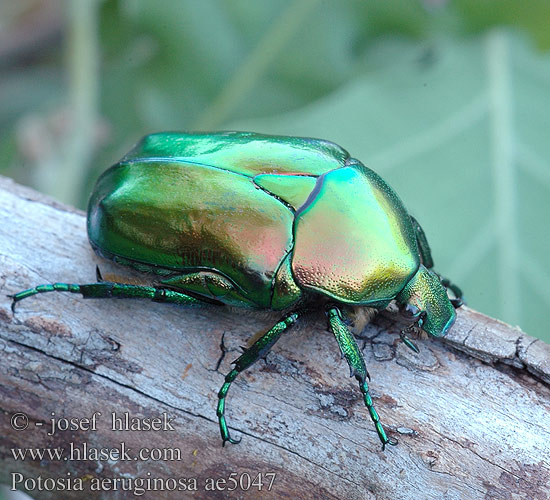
[96,265,104,282]
[382,437,398,450]
[222,434,242,446]
[451,297,464,308]
[7,294,16,312]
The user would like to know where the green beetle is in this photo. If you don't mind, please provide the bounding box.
[11,131,463,449]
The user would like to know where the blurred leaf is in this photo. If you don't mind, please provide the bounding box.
[454,0,550,50]
[227,31,550,341]
[0,68,63,128]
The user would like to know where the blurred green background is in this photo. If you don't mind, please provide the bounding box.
[1,0,549,342]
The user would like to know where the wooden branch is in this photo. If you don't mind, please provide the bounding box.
[1,174,549,499]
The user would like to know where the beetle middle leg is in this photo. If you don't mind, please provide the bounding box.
[217,310,300,446]
[326,305,397,450]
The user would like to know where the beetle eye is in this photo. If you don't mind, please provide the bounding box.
[400,303,421,318]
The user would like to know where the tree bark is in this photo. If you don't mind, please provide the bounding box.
[1,175,549,500]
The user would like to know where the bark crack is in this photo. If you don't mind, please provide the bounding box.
[431,428,525,482]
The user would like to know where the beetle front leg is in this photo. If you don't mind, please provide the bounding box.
[439,277,464,308]
[326,306,397,450]
[217,310,300,446]
[410,216,464,308]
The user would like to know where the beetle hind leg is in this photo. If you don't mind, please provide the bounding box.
[217,310,300,446]
[326,305,397,450]
[10,281,205,311]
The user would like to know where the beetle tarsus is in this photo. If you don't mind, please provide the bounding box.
[359,379,396,450]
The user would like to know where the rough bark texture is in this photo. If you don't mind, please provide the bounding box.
[1,175,549,500]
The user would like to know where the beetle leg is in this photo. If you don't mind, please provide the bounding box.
[410,215,434,269]
[217,310,300,446]
[326,306,397,450]
[10,281,206,311]
[410,216,465,309]
[439,277,465,308]
[398,306,422,353]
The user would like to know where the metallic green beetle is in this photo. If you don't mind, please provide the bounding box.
[11,131,463,449]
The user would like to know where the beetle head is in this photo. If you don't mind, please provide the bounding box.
[396,265,456,337]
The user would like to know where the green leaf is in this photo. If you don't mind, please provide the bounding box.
[227,30,550,342]
[454,0,550,50]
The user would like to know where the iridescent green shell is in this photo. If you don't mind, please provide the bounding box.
[87,131,420,311]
